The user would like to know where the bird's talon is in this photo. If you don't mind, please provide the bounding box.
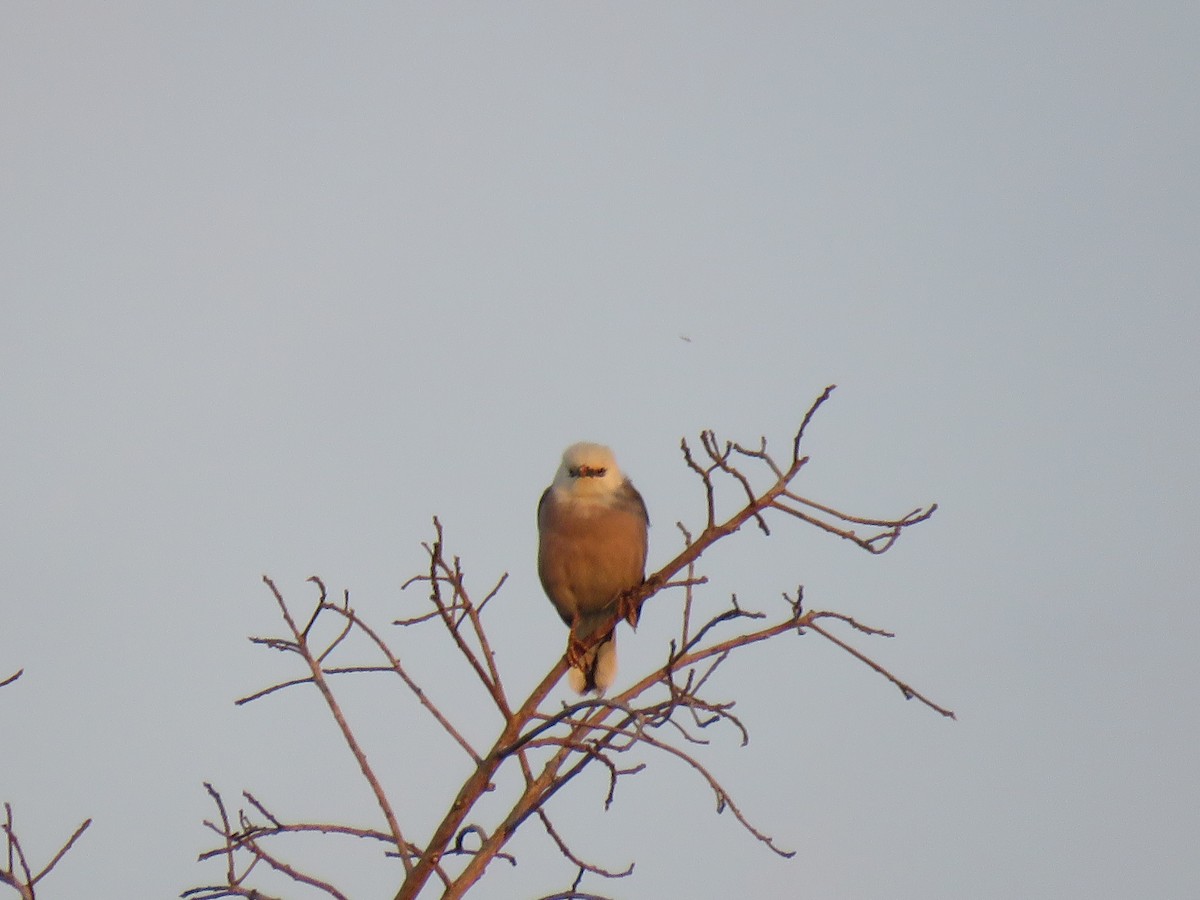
[617,590,641,629]
[566,637,587,670]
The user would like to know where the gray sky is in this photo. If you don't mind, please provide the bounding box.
[2,4,1197,898]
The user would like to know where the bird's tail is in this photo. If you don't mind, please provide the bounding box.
[568,630,617,694]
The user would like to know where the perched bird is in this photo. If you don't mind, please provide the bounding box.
[537,442,650,693]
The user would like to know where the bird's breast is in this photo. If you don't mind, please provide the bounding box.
[538,493,648,620]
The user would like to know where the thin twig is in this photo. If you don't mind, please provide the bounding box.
[805,619,957,719]
[262,576,413,874]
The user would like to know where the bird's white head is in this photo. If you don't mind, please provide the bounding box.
[552,442,624,498]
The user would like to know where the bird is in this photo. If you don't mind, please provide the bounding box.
[537,442,649,693]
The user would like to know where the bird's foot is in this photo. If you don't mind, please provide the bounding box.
[566,634,588,671]
[618,575,661,629]
[617,590,641,629]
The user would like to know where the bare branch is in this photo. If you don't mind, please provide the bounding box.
[805,618,957,719]
[703,430,770,535]
[321,602,481,763]
[476,572,509,616]
[226,833,350,900]
[679,435,717,530]
[1,803,91,900]
[260,576,412,874]
[29,819,91,888]
[793,383,837,462]
[632,730,795,858]
[399,518,512,720]
[537,808,634,879]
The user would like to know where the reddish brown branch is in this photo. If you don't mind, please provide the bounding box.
[631,730,794,858]
[396,659,570,899]
[400,518,513,720]
[321,602,481,763]
[805,618,957,719]
[793,383,837,461]
[1,803,91,900]
[536,809,634,880]
[191,785,453,899]
[261,576,412,874]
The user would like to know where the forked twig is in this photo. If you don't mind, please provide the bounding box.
[1,803,91,900]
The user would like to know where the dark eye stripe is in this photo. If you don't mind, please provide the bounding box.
[568,465,608,478]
